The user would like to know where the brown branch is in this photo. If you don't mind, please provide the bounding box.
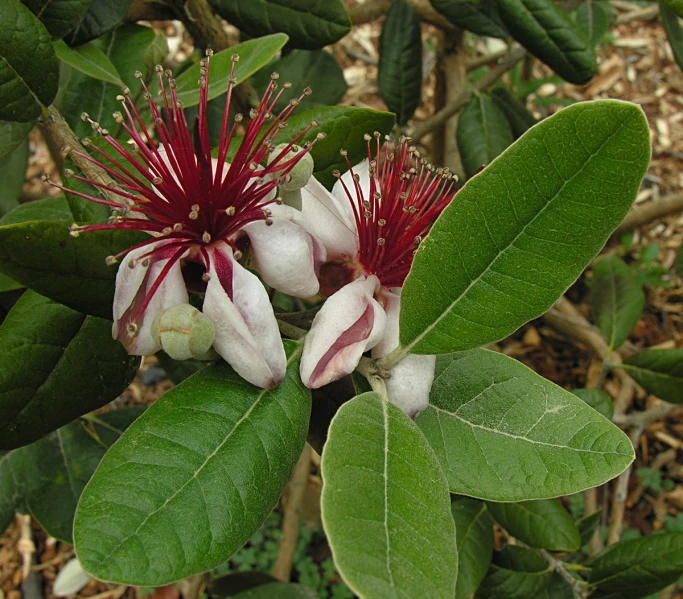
[126,0,175,21]
[613,404,680,427]
[348,0,392,25]
[466,48,509,72]
[539,549,588,599]
[615,4,660,24]
[614,192,683,234]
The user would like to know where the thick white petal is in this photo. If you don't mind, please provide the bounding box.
[371,289,435,418]
[332,159,373,216]
[112,241,189,355]
[300,275,385,388]
[203,244,286,388]
[53,558,90,597]
[242,218,321,298]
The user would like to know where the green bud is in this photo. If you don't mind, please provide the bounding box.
[268,143,314,191]
[151,304,215,361]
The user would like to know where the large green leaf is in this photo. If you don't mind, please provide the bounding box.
[21,0,92,40]
[576,510,601,546]
[0,139,29,217]
[497,0,596,84]
[475,546,552,598]
[430,0,508,38]
[661,1,683,74]
[457,94,513,179]
[662,0,683,17]
[588,533,683,598]
[174,34,289,108]
[451,498,493,599]
[416,350,634,501]
[209,0,351,50]
[491,87,536,139]
[53,39,124,86]
[0,0,59,122]
[571,388,614,420]
[0,290,140,449]
[377,0,422,126]
[321,392,457,599]
[619,349,683,404]
[486,500,580,551]
[0,220,146,319]
[0,196,72,225]
[0,447,28,532]
[575,1,609,46]
[0,119,34,161]
[591,256,644,350]
[400,100,650,355]
[74,343,311,586]
[65,0,132,46]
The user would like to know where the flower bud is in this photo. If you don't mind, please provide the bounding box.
[151,304,215,360]
[268,144,314,191]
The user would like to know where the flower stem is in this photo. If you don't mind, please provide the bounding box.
[375,345,409,372]
[356,357,389,400]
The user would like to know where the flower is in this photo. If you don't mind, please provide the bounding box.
[297,135,457,417]
[47,51,326,389]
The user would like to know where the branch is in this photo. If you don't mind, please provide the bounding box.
[539,549,588,599]
[614,192,683,234]
[349,0,455,29]
[613,403,679,427]
[615,4,660,24]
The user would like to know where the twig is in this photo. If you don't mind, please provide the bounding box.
[539,549,588,599]
[542,296,610,359]
[273,444,312,581]
[466,48,509,72]
[615,4,660,24]
[31,550,75,571]
[86,585,128,599]
[277,319,307,340]
[612,403,679,427]
[614,192,683,234]
[16,515,35,581]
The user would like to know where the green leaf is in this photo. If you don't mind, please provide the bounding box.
[21,0,92,40]
[65,0,132,46]
[174,34,289,108]
[0,290,140,449]
[416,350,634,501]
[0,0,59,122]
[675,242,683,277]
[0,220,146,319]
[377,0,422,126]
[209,0,351,50]
[0,195,72,226]
[0,139,29,217]
[576,509,601,546]
[619,349,683,404]
[491,87,536,139]
[231,582,319,599]
[74,343,311,586]
[456,94,513,179]
[430,0,508,38]
[400,100,651,355]
[143,32,169,74]
[53,39,124,86]
[497,0,596,84]
[0,447,28,531]
[661,1,683,74]
[591,256,644,350]
[486,500,580,551]
[475,546,551,598]
[0,273,22,293]
[250,50,348,115]
[451,498,494,599]
[0,119,34,160]
[571,388,614,420]
[588,533,683,598]
[662,0,683,18]
[575,1,609,46]
[321,392,457,599]
[22,408,143,542]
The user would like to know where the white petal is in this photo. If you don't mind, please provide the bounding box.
[332,159,372,216]
[371,290,435,418]
[53,558,90,597]
[112,241,189,355]
[242,218,321,298]
[300,275,385,388]
[203,244,286,388]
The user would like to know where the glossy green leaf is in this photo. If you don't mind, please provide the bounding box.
[250,50,348,115]
[143,32,169,74]
[457,94,513,179]
[231,583,319,599]
[74,343,311,586]
[661,1,683,74]
[0,139,29,217]
[0,290,140,449]
[0,195,72,225]
[475,546,551,598]
[0,448,28,532]
[400,100,651,355]
[591,256,644,350]
[377,0,422,126]
[0,0,59,122]
[491,87,536,139]
[662,0,683,17]
[209,0,351,50]
[65,0,132,46]
[430,0,508,38]
[576,1,609,46]
[321,392,457,599]
[571,388,614,420]
[21,0,91,40]
[416,350,634,501]
[0,220,146,319]
[174,34,289,108]
[576,510,602,546]
[53,39,124,86]
[0,119,34,160]
[486,500,580,551]
[497,0,596,84]
[619,349,683,404]
[452,498,494,599]
[588,533,683,598]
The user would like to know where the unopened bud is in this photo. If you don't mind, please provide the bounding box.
[151,304,216,361]
[267,143,314,192]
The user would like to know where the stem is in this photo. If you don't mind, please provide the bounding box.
[356,357,389,400]
[279,188,302,211]
[277,319,307,341]
[538,549,588,599]
[375,345,409,372]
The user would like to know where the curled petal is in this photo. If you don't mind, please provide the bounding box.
[242,217,322,298]
[301,275,385,388]
[203,243,286,389]
[112,241,189,355]
[372,289,435,418]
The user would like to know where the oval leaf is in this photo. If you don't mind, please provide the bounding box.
[476,546,552,598]
[661,1,683,74]
[486,500,580,552]
[571,388,614,420]
[430,0,508,38]
[576,1,609,46]
[0,290,140,449]
[53,39,124,86]
[619,348,683,404]
[0,138,29,217]
[497,0,596,84]
[456,93,514,179]
[65,0,132,46]
[416,350,634,501]
[22,0,92,40]
[0,196,72,226]
[378,0,423,126]
[491,87,537,139]
[74,344,311,586]
[400,100,651,356]
[321,392,457,599]
[662,0,683,17]
[0,447,28,532]
[0,0,59,122]
[0,119,35,161]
